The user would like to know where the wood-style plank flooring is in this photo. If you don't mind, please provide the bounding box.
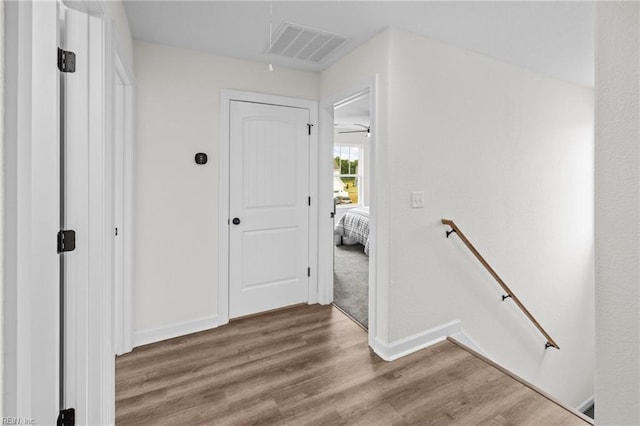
[116,305,587,425]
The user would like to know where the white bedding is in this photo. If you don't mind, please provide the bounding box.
[334,206,370,255]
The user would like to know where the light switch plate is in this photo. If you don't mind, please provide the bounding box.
[412,191,424,208]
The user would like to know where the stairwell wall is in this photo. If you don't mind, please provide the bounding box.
[388,29,594,407]
[323,28,594,406]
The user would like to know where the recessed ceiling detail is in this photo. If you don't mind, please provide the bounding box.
[267,21,350,63]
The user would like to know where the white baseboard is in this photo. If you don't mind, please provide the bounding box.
[576,394,595,413]
[373,320,491,361]
[374,320,462,361]
[133,314,222,348]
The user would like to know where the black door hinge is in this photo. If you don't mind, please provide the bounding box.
[57,230,76,253]
[307,123,314,135]
[307,267,311,277]
[58,48,76,73]
[57,408,75,426]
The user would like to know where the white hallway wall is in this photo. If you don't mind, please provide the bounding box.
[133,41,319,339]
[595,3,640,424]
[322,29,594,406]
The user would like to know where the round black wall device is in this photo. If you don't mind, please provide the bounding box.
[195,152,208,165]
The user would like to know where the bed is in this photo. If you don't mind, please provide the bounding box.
[334,206,370,255]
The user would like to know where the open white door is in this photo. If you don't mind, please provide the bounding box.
[229,101,311,318]
[60,6,112,425]
[60,9,90,423]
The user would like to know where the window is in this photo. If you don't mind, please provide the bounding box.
[334,145,363,206]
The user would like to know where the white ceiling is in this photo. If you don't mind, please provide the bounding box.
[123,1,595,88]
[335,93,370,130]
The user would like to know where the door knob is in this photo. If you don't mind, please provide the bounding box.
[232,217,241,225]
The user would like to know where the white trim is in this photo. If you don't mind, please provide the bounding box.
[89,15,111,426]
[372,320,491,362]
[134,315,222,348]
[218,89,318,323]
[112,49,135,356]
[373,320,462,361]
[318,78,377,349]
[122,60,135,354]
[218,93,231,324]
[0,2,5,418]
[112,31,135,84]
[307,97,320,306]
[576,395,595,413]
[317,99,335,305]
[3,0,24,414]
[112,61,124,356]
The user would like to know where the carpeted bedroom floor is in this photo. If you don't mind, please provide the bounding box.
[333,244,369,328]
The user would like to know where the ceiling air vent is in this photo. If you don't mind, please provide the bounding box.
[267,22,350,63]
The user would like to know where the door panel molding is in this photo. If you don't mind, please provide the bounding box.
[229,101,310,317]
[219,90,318,324]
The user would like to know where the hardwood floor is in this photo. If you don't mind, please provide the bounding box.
[116,305,588,425]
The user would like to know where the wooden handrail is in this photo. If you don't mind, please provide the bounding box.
[442,218,560,350]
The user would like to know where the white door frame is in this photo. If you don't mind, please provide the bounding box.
[318,77,378,348]
[219,90,318,323]
[112,50,135,356]
[3,1,61,421]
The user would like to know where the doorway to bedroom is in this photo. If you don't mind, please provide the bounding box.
[332,92,371,329]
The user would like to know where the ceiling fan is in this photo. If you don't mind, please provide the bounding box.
[337,123,370,135]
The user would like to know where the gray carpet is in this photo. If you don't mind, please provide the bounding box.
[333,244,369,328]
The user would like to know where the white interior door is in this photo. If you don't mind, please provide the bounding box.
[61,6,110,424]
[61,6,90,420]
[229,101,310,318]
